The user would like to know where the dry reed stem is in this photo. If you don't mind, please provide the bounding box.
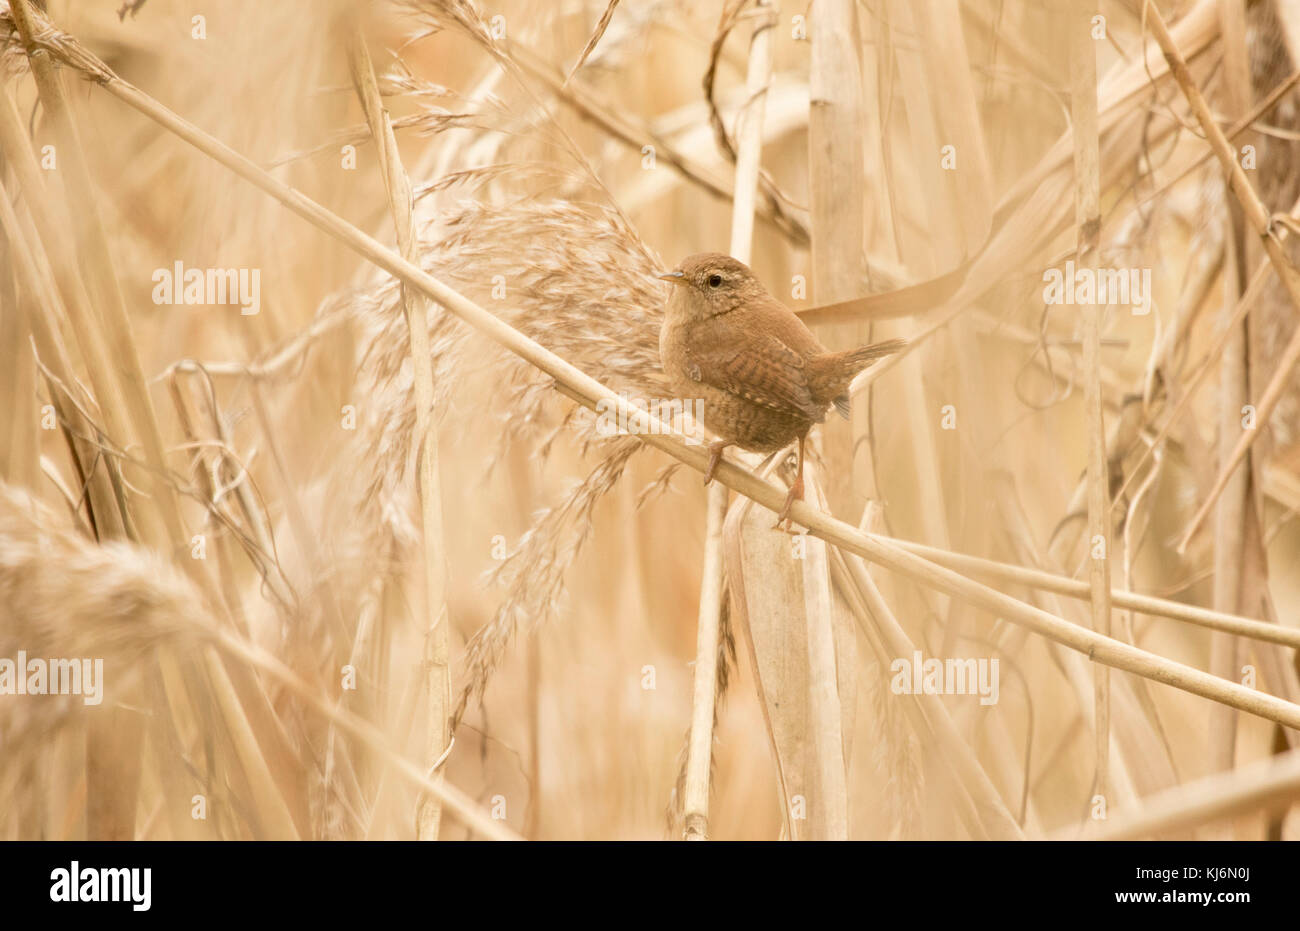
[723,482,809,838]
[809,0,875,514]
[1133,66,1300,216]
[1208,0,1254,823]
[895,0,991,582]
[800,471,849,838]
[1070,0,1112,809]
[911,0,994,253]
[682,483,725,841]
[683,0,777,842]
[346,27,452,843]
[880,535,1300,649]
[0,265,35,490]
[831,510,922,836]
[804,0,867,837]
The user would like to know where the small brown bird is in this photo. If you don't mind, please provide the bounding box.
[658,253,905,528]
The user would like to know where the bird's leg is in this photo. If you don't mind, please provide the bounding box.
[703,440,730,485]
[773,435,806,532]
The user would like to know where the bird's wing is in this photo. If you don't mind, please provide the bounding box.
[682,332,822,422]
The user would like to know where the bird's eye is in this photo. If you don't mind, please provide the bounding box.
[707,274,723,288]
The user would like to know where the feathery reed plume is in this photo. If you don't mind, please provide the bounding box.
[334,199,677,725]
[0,482,210,808]
[0,483,209,660]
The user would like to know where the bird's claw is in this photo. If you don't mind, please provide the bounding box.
[703,441,729,486]
[771,474,805,533]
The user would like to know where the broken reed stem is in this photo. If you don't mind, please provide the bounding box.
[63,16,1300,735]
[683,0,777,842]
[1070,1,1112,807]
[347,28,452,843]
[1136,0,1300,550]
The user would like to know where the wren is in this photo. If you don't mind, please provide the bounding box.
[658,253,905,529]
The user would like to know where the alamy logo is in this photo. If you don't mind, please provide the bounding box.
[889,650,999,705]
[152,260,261,315]
[0,651,103,705]
[595,393,706,445]
[1042,260,1152,314]
[50,861,151,911]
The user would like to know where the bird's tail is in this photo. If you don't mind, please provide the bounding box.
[844,338,907,369]
[820,338,907,418]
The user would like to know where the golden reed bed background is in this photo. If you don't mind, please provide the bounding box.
[2,0,1300,840]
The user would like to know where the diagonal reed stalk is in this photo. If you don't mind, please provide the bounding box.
[1059,747,1300,840]
[879,535,1300,648]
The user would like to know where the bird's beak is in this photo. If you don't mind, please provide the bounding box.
[658,271,686,285]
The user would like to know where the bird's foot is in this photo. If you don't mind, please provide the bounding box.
[703,440,730,486]
[771,472,805,533]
